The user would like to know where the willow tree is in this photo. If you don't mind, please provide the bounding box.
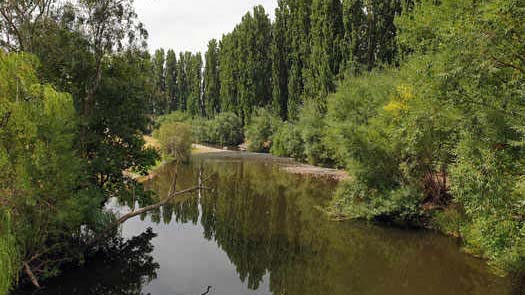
[0,51,100,290]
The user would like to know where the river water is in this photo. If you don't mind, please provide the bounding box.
[21,151,518,295]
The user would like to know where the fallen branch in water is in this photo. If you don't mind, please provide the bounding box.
[90,167,211,246]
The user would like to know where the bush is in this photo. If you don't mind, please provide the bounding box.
[205,112,244,146]
[245,108,282,152]
[0,212,18,295]
[323,71,397,170]
[270,122,305,160]
[158,111,243,147]
[450,136,525,273]
[157,111,191,126]
[331,179,424,223]
[297,100,330,165]
[154,122,193,163]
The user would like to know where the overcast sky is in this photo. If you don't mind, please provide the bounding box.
[134,0,278,54]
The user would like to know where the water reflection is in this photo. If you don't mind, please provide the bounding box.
[143,153,514,295]
[17,152,517,295]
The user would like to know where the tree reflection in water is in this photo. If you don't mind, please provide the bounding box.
[16,229,159,295]
[18,153,516,295]
[143,154,514,295]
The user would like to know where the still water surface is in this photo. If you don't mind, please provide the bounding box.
[23,152,517,295]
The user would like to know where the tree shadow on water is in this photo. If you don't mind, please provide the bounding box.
[15,228,159,295]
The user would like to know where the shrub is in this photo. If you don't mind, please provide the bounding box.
[207,112,244,146]
[297,100,330,165]
[158,111,243,147]
[0,212,18,295]
[245,108,282,152]
[331,179,424,223]
[270,122,305,160]
[155,122,193,163]
[157,111,191,125]
[450,135,525,273]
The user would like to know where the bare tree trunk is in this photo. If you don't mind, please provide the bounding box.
[23,262,40,289]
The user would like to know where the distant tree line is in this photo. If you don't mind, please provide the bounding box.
[148,0,413,122]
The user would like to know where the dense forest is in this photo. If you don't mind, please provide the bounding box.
[0,0,524,293]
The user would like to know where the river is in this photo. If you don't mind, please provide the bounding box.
[20,151,517,295]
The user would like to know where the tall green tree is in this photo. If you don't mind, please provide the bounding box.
[304,0,344,102]
[152,48,167,114]
[177,52,191,111]
[0,51,103,290]
[341,0,367,73]
[287,0,312,119]
[218,33,239,115]
[187,52,203,117]
[166,49,179,112]
[203,39,220,117]
[271,1,291,120]
[235,6,272,122]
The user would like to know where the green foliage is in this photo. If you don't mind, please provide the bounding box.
[0,51,108,287]
[270,122,305,160]
[165,49,178,112]
[155,122,193,163]
[157,111,192,126]
[245,108,282,152]
[450,135,525,273]
[329,0,525,273]
[324,71,397,171]
[0,1,160,287]
[198,112,244,146]
[332,179,424,222]
[156,111,244,147]
[304,0,344,99]
[0,211,18,295]
[297,101,330,165]
[187,52,203,116]
[203,39,221,117]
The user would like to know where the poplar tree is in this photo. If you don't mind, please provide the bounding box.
[177,52,191,111]
[187,52,203,117]
[271,0,291,120]
[236,6,272,122]
[153,48,167,114]
[203,39,220,117]
[342,0,367,74]
[286,0,312,119]
[166,49,178,112]
[304,0,344,101]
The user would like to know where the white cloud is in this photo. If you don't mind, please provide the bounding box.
[134,0,278,53]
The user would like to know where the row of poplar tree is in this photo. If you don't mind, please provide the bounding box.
[148,0,413,122]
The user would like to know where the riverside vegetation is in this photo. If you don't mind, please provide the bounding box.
[0,0,524,293]
[152,0,525,278]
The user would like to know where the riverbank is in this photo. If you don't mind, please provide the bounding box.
[140,136,348,182]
